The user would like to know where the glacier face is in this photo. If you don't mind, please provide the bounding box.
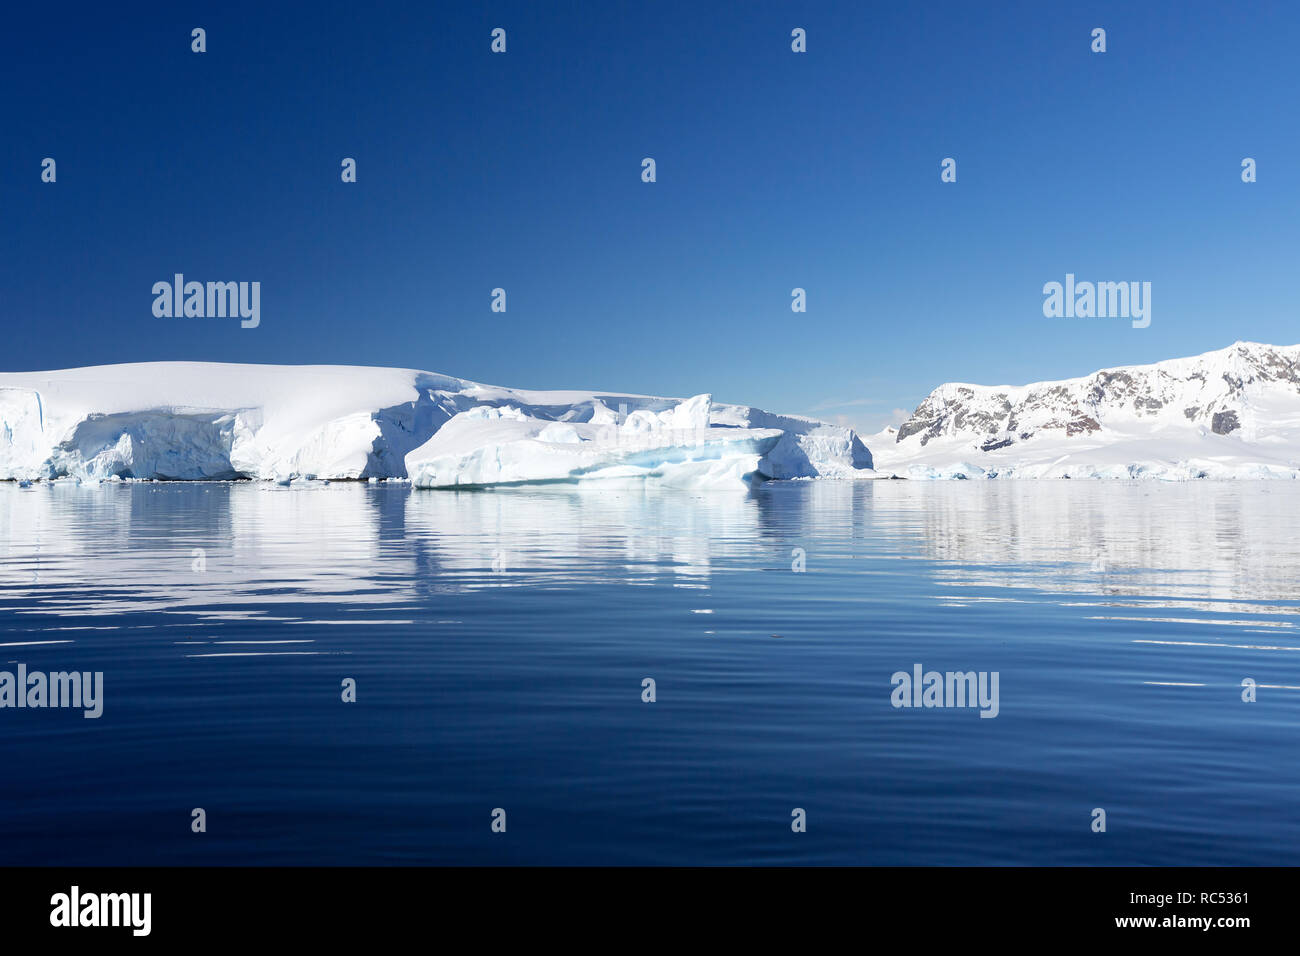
[404,397,783,489]
[0,362,873,488]
[875,342,1300,479]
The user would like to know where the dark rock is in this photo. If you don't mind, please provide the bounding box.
[1211,410,1240,435]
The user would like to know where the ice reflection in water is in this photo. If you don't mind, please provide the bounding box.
[0,479,1298,865]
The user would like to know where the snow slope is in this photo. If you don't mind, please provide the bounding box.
[875,342,1300,479]
[0,362,873,487]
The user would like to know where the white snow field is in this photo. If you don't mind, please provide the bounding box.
[874,342,1300,479]
[0,363,874,488]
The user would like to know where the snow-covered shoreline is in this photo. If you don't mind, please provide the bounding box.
[10,342,1300,488]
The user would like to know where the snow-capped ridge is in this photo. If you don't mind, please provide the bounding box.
[880,342,1300,480]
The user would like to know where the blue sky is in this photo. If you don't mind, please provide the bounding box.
[4,1,1298,433]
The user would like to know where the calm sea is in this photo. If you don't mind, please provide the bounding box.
[2,479,1298,865]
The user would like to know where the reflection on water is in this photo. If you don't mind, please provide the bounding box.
[887,480,1300,605]
[0,483,773,615]
[1,479,1298,865]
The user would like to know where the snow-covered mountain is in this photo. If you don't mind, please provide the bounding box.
[0,362,873,487]
[874,342,1300,479]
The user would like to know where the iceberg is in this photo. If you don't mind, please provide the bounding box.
[404,396,782,489]
[0,362,875,489]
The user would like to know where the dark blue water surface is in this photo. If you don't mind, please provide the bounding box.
[2,479,1298,865]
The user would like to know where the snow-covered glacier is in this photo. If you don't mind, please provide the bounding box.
[874,341,1300,480]
[0,362,874,488]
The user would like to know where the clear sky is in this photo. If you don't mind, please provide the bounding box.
[4,1,1297,434]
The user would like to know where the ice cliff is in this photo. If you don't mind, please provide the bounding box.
[0,362,874,488]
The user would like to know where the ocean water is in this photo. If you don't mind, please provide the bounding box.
[1,478,1298,866]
